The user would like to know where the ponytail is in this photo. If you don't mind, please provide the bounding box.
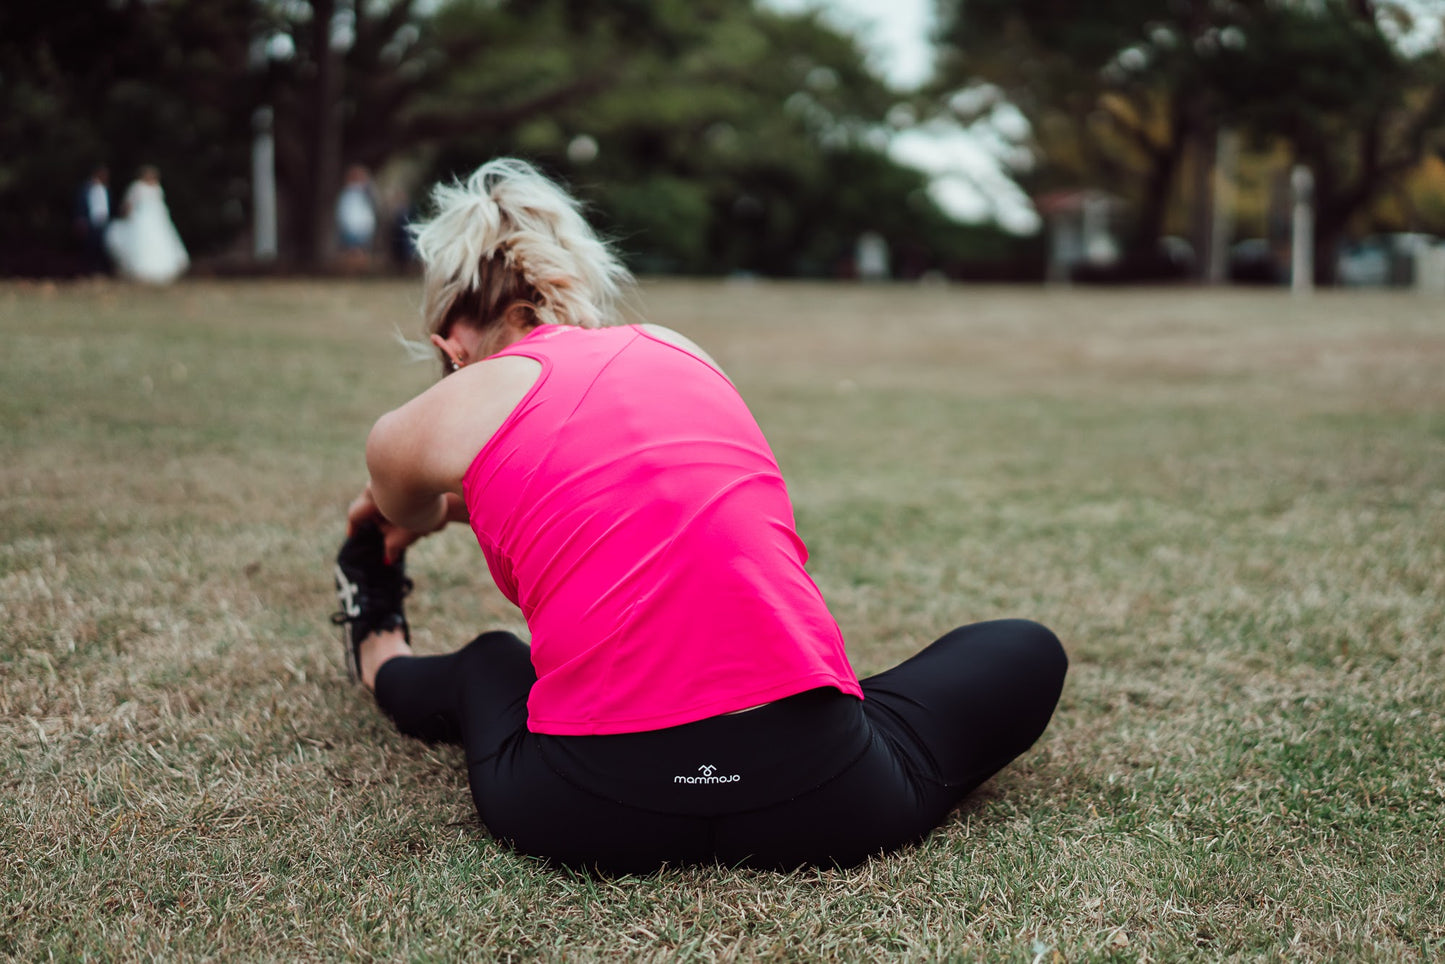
[412,159,633,344]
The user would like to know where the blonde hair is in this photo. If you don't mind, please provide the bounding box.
[411,159,632,353]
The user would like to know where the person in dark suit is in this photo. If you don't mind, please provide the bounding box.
[74,165,112,276]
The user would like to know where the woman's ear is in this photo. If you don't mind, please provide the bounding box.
[430,333,463,370]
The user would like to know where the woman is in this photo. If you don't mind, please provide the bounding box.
[105,165,189,285]
[333,158,1066,874]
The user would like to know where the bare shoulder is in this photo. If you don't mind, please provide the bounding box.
[638,324,730,380]
[638,323,703,354]
[368,353,543,495]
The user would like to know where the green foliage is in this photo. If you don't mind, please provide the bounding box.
[423,3,994,276]
[0,0,257,273]
[1209,0,1445,272]
[937,0,1445,277]
[593,177,713,274]
[937,0,1234,257]
[3,0,1002,276]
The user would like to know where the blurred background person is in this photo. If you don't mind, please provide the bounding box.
[855,231,891,281]
[73,165,112,277]
[105,165,189,285]
[336,164,378,271]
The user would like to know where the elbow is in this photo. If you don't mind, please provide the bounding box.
[362,412,408,521]
[364,411,398,481]
[363,410,444,532]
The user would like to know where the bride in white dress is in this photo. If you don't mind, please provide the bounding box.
[106,166,190,284]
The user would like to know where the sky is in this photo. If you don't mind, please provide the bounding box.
[764,0,938,89]
[763,0,1043,233]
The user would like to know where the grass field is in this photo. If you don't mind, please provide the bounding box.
[2,278,1442,961]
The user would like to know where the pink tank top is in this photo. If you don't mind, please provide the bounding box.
[461,324,862,735]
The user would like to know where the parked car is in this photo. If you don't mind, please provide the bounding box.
[1338,233,1438,286]
[1228,238,1284,285]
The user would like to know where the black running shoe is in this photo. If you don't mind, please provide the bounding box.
[330,521,412,682]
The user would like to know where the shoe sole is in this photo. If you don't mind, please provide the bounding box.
[333,563,363,683]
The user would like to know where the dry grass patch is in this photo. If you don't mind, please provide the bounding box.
[3,279,1442,961]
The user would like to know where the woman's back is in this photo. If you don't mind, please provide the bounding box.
[463,324,861,735]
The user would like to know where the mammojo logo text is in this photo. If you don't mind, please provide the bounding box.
[674,764,741,785]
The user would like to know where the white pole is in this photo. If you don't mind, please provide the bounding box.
[1082,192,1110,265]
[1291,165,1314,294]
[1418,243,1445,294]
[1208,129,1238,284]
[252,106,278,262]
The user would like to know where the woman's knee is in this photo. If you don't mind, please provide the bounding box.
[461,629,530,653]
[930,618,1067,689]
[939,618,1068,731]
[455,629,533,678]
[985,619,1067,747]
[996,618,1068,686]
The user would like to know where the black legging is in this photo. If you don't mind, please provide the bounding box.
[373,619,1066,874]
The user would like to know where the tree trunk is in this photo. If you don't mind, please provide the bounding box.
[305,0,343,268]
[1132,141,1183,261]
[1189,125,1216,281]
[1129,87,1192,264]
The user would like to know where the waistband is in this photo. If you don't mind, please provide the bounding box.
[534,687,871,816]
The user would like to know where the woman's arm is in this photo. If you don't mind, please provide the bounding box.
[339,386,460,567]
[364,402,455,533]
[346,351,540,559]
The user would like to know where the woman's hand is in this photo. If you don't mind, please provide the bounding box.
[346,485,437,564]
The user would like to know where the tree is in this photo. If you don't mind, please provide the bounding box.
[935,0,1242,265]
[1212,0,1445,283]
[935,0,1445,283]
[0,0,257,274]
[3,0,994,276]
[0,0,646,270]
[254,0,643,265]
[426,4,992,276]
